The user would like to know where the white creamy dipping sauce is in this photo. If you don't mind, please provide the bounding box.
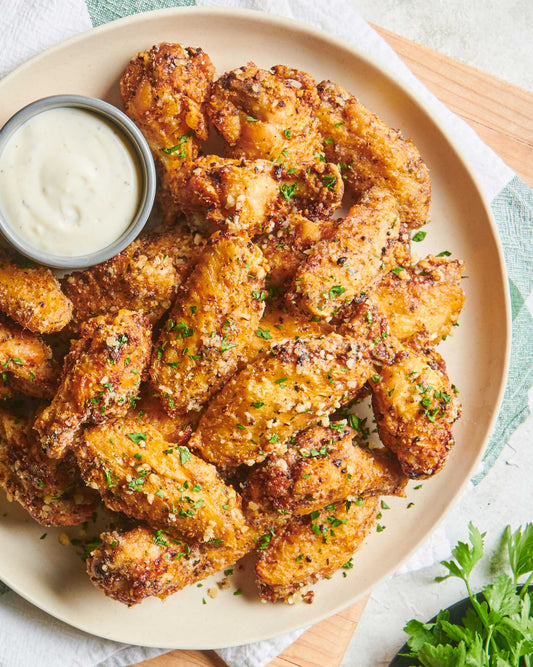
[0,107,141,256]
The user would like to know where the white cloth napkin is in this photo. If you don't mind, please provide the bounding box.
[0,2,525,667]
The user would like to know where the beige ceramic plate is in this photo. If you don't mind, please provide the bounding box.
[0,7,510,649]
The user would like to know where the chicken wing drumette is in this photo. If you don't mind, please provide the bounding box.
[316,80,431,228]
[34,310,151,458]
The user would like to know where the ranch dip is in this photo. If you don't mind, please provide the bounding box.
[0,106,141,256]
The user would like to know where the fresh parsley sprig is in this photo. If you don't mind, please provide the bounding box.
[401,523,533,666]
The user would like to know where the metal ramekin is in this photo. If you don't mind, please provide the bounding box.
[0,94,156,269]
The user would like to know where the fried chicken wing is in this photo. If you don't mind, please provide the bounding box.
[208,63,322,165]
[243,426,407,527]
[0,315,58,399]
[0,409,98,526]
[367,255,465,344]
[256,495,379,603]
[128,390,199,443]
[0,252,72,333]
[286,186,405,320]
[150,233,268,414]
[121,42,215,221]
[87,524,255,605]
[34,310,151,458]
[317,80,431,228]
[79,422,246,546]
[372,341,460,478]
[171,156,342,236]
[189,308,395,468]
[62,225,202,332]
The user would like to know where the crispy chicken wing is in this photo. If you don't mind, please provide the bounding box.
[189,308,395,468]
[208,63,322,165]
[87,524,255,605]
[171,156,342,236]
[0,409,98,526]
[256,495,379,602]
[0,315,58,399]
[372,341,460,478]
[34,310,151,458]
[317,80,431,228]
[128,390,199,443]
[286,186,405,320]
[150,233,268,414]
[79,422,246,546]
[62,225,202,332]
[243,426,407,528]
[367,255,465,344]
[0,252,72,333]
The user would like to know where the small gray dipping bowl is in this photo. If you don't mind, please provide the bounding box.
[0,94,156,269]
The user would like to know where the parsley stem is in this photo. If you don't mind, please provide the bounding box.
[519,570,533,599]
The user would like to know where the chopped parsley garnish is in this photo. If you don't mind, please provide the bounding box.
[256,328,272,340]
[279,183,297,202]
[127,432,146,444]
[412,230,427,242]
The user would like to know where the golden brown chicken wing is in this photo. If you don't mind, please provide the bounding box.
[0,252,72,333]
[367,255,465,344]
[189,308,395,469]
[0,315,58,399]
[61,225,202,332]
[316,80,431,228]
[256,495,379,602]
[150,232,268,414]
[243,426,407,527]
[78,422,246,546]
[0,409,99,526]
[127,390,199,443]
[286,186,406,321]
[87,523,255,605]
[208,63,322,165]
[34,310,151,458]
[372,341,460,478]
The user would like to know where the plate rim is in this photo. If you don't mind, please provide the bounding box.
[0,5,512,649]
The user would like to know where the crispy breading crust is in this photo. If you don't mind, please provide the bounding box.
[87,524,255,606]
[34,310,151,458]
[286,186,405,320]
[208,63,322,165]
[62,225,202,332]
[368,256,465,344]
[150,233,268,414]
[256,495,379,602]
[0,315,58,399]
[316,80,431,228]
[0,252,72,333]
[372,341,460,478]
[242,426,407,526]
[78,422,246,546]
[189,308,395,468]
[0,409,98,526]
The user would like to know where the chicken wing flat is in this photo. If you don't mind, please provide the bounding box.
[208,63,322,165]
[34,310,151,458]
[367,255,465,344]
[189,308,395,468]
[87,524,255,605]
[62,225,201,332]
[128,390,199,443]
[171,156,342,237]
[0,252,72,333]
[286,186,405,320]
[150,233,268,414]
[256,495,379,603]
[316,80,431,228]
[79,422,246,546]
[0,315,58,399]
[243,426,407,526]
[0,409,98,526]
[372,341,460,478]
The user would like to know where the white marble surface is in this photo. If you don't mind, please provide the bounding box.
[347,0,533,91]
[341,3,532,664]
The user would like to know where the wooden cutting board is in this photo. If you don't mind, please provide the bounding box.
[136,27,533,667]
